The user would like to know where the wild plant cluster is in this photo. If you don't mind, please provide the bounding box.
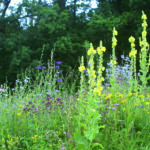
[0,12,150,150]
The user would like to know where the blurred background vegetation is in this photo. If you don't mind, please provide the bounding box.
[0,0,150,87]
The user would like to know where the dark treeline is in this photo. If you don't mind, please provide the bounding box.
[0,0,150,86]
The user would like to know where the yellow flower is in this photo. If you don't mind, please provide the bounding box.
[98,67,105,73]
[112,42,117,48]
[140,95,144,98]
[79,66,85,72]
[102,67,105,71]
[129,36,135,43]
[129,50,137,58]
[112,37,117,48]
[16,113,21,117]
[94,87,103,95]
[142,31,147,37]
[142,22,148,27]
[121,100,126,104]
[100,77,104,82]
[113,29,118,36]
[105,93,113,100]
[117,93,123,98]
[19,105,22,108]
[110,59,117,65]
[131,43,135,47]
[112,37,117,42]
[142,14,147,20]
[97,47,106,54]
[145,102,150,105]
[87,47,96,55]
[128,93,132,97]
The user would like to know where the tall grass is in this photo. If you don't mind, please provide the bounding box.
[0,12,150,150]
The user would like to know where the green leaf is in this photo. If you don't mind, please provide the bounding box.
[74,130,89,149]
[91,143,104,150]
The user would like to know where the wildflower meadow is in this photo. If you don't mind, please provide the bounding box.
[1,12,150,150]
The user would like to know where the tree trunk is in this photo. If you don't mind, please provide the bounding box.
[1,0,11,19]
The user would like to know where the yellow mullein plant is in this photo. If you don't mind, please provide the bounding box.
[79,56,86,93]
[129,36,138,93]
[139,11,150,91]
[110,27,118,97]
[87,43,97,91]
[94,41,106,96]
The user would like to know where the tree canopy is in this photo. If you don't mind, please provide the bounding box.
[0,0,150,86]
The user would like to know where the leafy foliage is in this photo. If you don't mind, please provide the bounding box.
[0,0,150,86]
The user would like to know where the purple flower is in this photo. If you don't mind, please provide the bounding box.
[56,66,60,69]
[42,66,46,69]
[57,78,62,82]
[46,94,51,97]
[56,61,62,65]
[36,66,41,69]
[61,147,65,150]
[84,69,87,72]
[111,107,116,110]
[46,101,51,107]
[0,88,5,92]
[56,98,61,101]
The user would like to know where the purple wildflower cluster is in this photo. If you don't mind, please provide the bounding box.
[56,61,62,65]
[57,78,62,82]
[23,94,64,114]
[55,61,63,82]
[36,66,46,70]
[45,94,63,109]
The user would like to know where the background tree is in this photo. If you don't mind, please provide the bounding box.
[0,0,150,86]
